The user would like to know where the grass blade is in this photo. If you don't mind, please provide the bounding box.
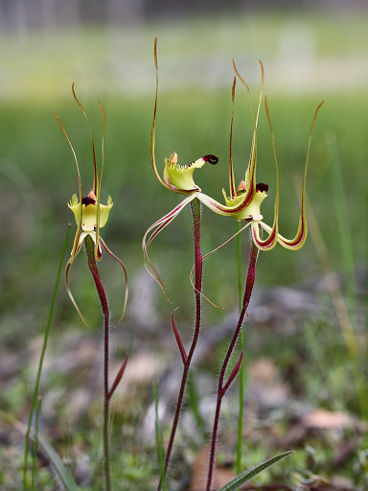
[23,224,71,489]
[31,397,42,490]
[36,432,78,491]
[3,411,78,491]
[154,385,167,491]
[219,450,294,491]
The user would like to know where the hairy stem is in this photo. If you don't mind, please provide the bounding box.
[207,238,259,491]
[23,225,70,490]
[158,198,202,490]
[85,236,111,491]
[236,221,244,474]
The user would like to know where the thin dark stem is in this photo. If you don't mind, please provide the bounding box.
[236,220,244,474]
[158,198,202,490]
[85,236,111,491]
[206,238,259,491]
[103,315,111,491]
[206,306,247,491]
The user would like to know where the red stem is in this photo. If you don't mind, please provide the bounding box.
[85,236,111,491]
[206,240,259,491]
[158,198,203,490]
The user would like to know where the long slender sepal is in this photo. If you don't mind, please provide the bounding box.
[100,238,128,327]
[143,194,196,297]
[232,59,264,204]
[95,102,106,261]
[261,100,324,251]
[189,221,251,307]
[54,113,83,261]
[72,83,98,195]
[69,226,82,265]
[65,260,88,327]
[228,77,237,199]
[195,63,264,219]
[151,37,170,189]
[250,96,280,250]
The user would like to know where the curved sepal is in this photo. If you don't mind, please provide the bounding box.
[251,222,277,251]
[65,260,88,327]
[232,59,265,209]
[189,220,251,308]
[142,194,196,300]
[151,37,171,191]
[100,238,129,327]
[250,95,280,251]
[259,100,324,251]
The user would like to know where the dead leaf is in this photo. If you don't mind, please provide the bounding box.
[190,445,236,491]
[301,409,353,430]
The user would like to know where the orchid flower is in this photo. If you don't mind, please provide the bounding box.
[143,40,264,295]
[144,39,322,296]
[55,85,128,326]
[143,38,221,294]
[143,42,263,298]
[203,67,323,491]
[198,62,324,257]
[143,41,260,290]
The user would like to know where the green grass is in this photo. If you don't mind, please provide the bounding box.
[1,87,367,327]
[1,10,367,327]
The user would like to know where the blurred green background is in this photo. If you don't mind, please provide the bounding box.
[1,6,367,333]
[1,2,368,488]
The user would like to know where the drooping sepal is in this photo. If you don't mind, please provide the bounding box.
[142,194,196,300]
[65,260,89,327]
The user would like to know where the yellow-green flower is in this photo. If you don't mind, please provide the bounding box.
[67,190,113,260]
[144,39,323,293]
[55,85,127,326]
[196,62,324,252]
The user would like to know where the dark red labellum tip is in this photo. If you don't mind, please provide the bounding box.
[256,182,269,192]
[203,154,218,165]
[82,196,96,206]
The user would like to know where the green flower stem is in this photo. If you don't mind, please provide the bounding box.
[236,221,244,474]
[23,224,71,490]
[31,397,42,491]
[84,235,111,491]
[158,197,203,490]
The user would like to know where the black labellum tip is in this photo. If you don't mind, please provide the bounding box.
[82,196,96,206]
[203,154,218,165]
[256,182,269,192]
